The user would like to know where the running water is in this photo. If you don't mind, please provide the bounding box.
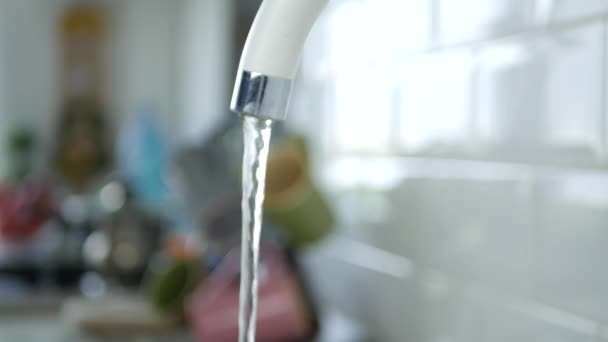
[239,115,273,342]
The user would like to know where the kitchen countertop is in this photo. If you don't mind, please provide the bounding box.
[0,293,366,342]
[0,314,192,342]
[0,293,192,342]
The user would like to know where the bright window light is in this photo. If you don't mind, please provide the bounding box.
[369,0,431,59]
[332,70,393,152]
[398,50,474,151]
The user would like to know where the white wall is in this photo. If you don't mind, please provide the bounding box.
[0,0,6,178]
[295,0,608,340]
[109,0,234,143]
[0,0,60,173]
[110,0,177,136]
[0,0,235,157]
[175,0,234,143]
[0,0,182,172]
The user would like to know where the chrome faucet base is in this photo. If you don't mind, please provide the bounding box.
[230,70,292,121]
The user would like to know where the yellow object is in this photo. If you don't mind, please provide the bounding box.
[265,137,333,247]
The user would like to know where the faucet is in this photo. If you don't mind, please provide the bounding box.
[230,4,329,341]
[231,0,329,121]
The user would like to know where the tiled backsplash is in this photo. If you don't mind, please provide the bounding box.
[293,0,608,340]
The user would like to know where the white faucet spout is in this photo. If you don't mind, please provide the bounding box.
[231,0,329,120]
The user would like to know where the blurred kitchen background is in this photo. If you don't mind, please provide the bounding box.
[0,0,607,341]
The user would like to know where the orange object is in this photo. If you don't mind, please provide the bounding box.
[165,235,200,262]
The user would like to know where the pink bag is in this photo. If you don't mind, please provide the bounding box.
[187,245,316,341]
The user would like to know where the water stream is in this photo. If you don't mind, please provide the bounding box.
[238,115,273,342]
